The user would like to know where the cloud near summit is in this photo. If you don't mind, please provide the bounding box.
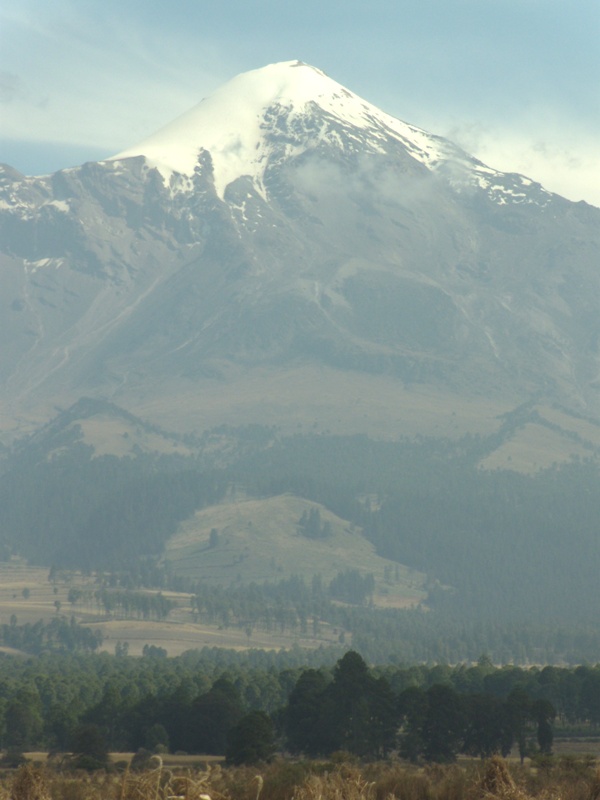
[1,0,597,205]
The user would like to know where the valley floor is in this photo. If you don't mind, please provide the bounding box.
[0,561,345,656]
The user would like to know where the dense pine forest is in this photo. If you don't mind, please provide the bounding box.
[0,647,599,763]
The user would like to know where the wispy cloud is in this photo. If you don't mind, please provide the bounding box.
[447,119,600,207]
[0,71,24,103]
[1,0,598,206]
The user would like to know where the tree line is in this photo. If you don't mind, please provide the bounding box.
[67,588,175,621]
[0,648,598,762]
[284,652,557,762]
[0,617,102,656]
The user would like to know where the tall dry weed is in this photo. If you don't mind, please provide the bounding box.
[590,769,600,800]
[468,757,531,800]
[2,757,599,800]
[10,765,52,800]
[363,763,431,800]
[291,769,376,800]
[117,757,223,800]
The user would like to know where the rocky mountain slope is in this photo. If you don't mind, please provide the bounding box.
[1,61,599,444]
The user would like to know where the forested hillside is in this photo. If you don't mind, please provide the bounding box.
[1,420,599,662]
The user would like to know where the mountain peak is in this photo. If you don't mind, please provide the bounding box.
[1,62,599,443]
[110,60,453,199]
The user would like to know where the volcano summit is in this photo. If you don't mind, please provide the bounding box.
[1,61,599,443]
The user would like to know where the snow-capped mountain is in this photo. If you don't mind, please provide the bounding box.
[111,61,543,206]
[1,61,599,440]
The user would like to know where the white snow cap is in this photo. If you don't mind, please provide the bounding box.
[111,60,451,199]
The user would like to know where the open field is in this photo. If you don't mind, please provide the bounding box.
[125,367,600,471]
[165,492,426,605]
[85,364,521,443]
[0,561,348,656]
[23,752,225,768]
[22,739,600,763]
[1,364,516,447]
[553,738,600,757]
[538,406,600,446]
[68,412,195,459]
[86,615,345,657]
[0,563,63,630]
[478,420,595,472]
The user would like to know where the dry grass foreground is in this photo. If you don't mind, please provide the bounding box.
[3,756,600,800]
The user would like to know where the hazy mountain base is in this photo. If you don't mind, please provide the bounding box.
[1,402,600,663]
[2,85,600,443]
[106,368,600,473]
[4,389,599,471]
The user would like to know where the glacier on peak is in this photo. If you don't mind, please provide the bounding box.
[108,60,553,209]
[110,60,472,201]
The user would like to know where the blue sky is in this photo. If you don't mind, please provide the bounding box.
[1,0,599,204]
